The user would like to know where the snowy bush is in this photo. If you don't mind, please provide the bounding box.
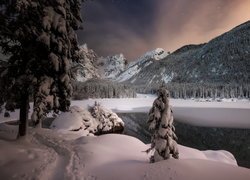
[50,103,124,136]
[90,102,124,134]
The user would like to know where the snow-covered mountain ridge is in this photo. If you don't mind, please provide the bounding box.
[74,44,127,81]
[74,44,169,82]
[116,48,169,82]
[74,44,100,82]
[119,21,250,86]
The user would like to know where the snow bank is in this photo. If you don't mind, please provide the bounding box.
[50,105,124,136]
[75,134,249,180]
[0,127,249,180]
[50,106,85,131]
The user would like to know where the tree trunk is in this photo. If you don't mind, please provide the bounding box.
[18,92,29,137]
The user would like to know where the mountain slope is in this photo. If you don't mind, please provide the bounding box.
[74,44,100,82]
[97,54,127,79]
[74,44,127,81]
[120,21,250,85]
[116,48,169,82]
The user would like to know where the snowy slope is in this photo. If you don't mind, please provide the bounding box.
[0,128,249,180]
[116,48,168,82]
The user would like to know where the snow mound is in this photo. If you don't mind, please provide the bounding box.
[203,150,237,165]
[50,104,124,136]
[50,106,86,131]
[0,128,248,180]
[178,145,237,166]
[74,134,249,180]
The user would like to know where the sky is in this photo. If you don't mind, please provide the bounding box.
[78,0,250,60]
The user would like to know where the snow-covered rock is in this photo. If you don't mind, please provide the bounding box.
[97,54,127,80]
[74,44,100,82]
[74,45,169,83]
[137,48,168,61]
[50,104,124,136]
[74,44,128,82]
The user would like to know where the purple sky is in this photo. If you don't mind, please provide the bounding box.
[78,0,250,60]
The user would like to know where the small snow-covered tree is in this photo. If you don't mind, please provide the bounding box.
[90,101,124,134]
[147,87,179,162]
[0,0,82,137]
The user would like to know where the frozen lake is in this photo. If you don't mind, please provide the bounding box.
[1,98,250,129]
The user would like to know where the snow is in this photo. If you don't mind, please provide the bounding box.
[161,70,174,83]
[50,105,124,136]
[0,97,249,179]
[137,48,168,62]
[0,127,249,180]
[50,106,87,131]
[116,64,142,82]
[73,134,249,180]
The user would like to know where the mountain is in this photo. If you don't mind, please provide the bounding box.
[97,54,127,79]
[116,48,169,82]
[74,44,127,82]
[74,44,100,82]
[117,21,250,86]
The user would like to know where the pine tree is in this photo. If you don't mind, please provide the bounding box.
[0,0,82,137]
[147,87,179,162]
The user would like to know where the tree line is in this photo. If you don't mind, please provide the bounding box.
[134,83,250,99]
[72,79,136,99]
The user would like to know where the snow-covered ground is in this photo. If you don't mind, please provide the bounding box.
[0,126,249,180]
[1,97,250,128]
[0,96,250,179]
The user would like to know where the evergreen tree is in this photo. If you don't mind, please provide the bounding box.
[0,0,82,137]
[147,87,179,162]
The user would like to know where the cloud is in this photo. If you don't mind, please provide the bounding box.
[78,0,250,60]
[153,0,250,52]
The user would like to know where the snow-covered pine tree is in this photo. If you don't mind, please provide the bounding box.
[147,87,179,162]
[0,0,83,137]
